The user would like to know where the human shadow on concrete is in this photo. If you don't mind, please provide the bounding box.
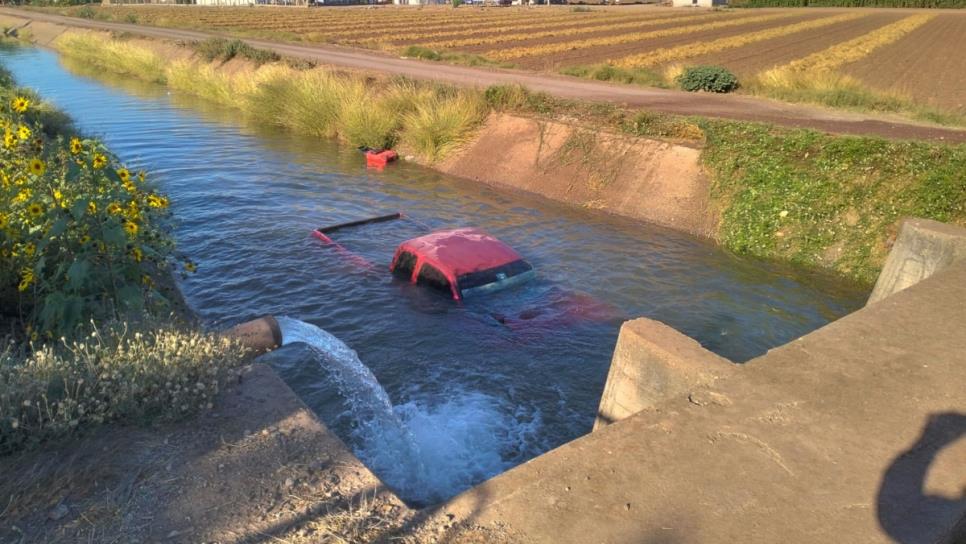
[876,411,966,544]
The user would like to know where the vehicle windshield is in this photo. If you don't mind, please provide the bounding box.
[457,259,533,295]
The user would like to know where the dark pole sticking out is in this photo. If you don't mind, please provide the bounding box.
[316,212,403,235]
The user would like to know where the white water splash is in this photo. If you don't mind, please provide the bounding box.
[274,317,541,505]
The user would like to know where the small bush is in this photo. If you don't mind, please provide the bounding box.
[193,38,280,67]
[561,63,667,88]
[76,5,96,19]
[124,13,140,24]
[676,65,740,93]
[0,325,249,455]
[571,5,594,11]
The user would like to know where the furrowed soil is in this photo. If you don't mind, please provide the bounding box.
[841,13,966,113]
[676,11,902,77]
[511,12,822,70]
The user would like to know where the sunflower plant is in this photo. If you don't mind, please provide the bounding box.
[1,90,183,337]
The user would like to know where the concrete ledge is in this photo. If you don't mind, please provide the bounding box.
[594,318,737,430]
[868,217,966,305]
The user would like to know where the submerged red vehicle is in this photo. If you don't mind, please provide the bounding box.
[390,228,535,301]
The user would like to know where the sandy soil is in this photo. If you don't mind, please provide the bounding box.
[678,12,902,77]
[842,14,966,113]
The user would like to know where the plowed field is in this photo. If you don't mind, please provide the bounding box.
[49,4,966,113]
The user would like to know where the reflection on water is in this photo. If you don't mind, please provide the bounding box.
[0,47,868,503]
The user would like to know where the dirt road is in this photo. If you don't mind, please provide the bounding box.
[3,7,965,143]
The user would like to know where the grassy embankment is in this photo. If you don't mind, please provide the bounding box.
[49,32,966,285]
[0,62,248,456]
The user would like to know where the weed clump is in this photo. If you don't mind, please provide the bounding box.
[193,38,281,66]
[0,325,249,455]
[561,64,667,88]
[676,65,740,93]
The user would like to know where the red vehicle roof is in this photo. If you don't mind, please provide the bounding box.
[395,228,524,279]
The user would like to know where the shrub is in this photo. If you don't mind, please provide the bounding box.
[76,5,96,19]
[0,81,186,337]
[193,38,281,66]
[124,13,140,24]
[0,325,249,455]
[676,65,740,93]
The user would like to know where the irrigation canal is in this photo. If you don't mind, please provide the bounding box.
[1,47,869,505]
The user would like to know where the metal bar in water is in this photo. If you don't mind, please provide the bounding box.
[316,212,403,234]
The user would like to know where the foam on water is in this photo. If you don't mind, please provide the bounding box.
[275,316,541,505]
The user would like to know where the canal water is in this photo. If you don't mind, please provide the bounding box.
[0,47,868,505]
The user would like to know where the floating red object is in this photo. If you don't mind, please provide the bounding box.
[365,149,398,168]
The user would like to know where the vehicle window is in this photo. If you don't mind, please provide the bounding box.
[416,263,452,295]
[458,259,533,291]
[393,251,417,279]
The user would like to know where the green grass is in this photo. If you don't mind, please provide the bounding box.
[53,33,487,163]
[192,37,281,67]
[700,120,966,282]
[400,45,514,69]
[560,64,668,89]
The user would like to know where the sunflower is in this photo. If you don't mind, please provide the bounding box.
[69,137,83,155]
[116,168,131,183]
[107,202,122,215]
[184,261,197,273]
[3,129,15,149]
[92,154,108,170]
[23,243,35,258]
[11,96,29,114]
[27,202,44,218]
[28,158,46,176]
[130,247,143,263]
[137,170,146,183]
[17,125,30,141]
[87,200,97,214]
[18,268,33,292]
[122,180,136,193]
[79,234,91,244]
[123,221,138,237]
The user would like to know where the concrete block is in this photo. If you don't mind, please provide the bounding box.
[594,318,736,430]
[868,218,966,305]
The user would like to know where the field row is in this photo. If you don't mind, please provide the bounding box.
[53,5,966,113]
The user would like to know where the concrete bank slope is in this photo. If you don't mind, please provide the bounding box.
[2,7,966,143]
[438,114,715,238]
[0,364,410,543]
[427,263,966,543]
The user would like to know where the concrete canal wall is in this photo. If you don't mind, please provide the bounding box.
[420,221,966,543]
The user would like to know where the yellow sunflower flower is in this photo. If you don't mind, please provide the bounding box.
[123,221,139,237]
[18,268,33,292]
[92,154,107,170]
[27,202,44,218]
[122,180,136,193]
[116,168,131,182]
[87,200,97,214]
[17,125,30,141]
[130,247,143,262]
[184,261,197,273]
[107,202,122,215]
[3,129,15,149]
[23,243,35,257]
[11,96,29,113]
[28,158,46,176]
[70,137,83,154]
